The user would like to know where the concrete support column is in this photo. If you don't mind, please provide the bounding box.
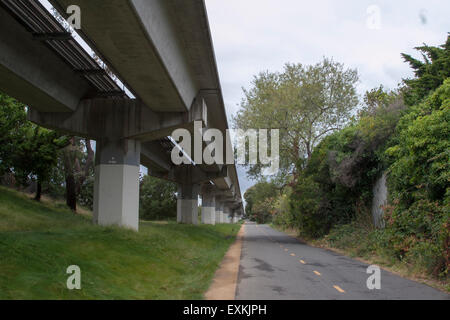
[201,184,216,225]
[215,200,224,223]
[93,138,141,231]
[177,171,200,224]
[223,205,231,224]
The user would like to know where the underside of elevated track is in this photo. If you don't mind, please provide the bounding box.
[0,0,243,230]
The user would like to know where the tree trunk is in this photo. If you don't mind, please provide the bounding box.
[66,174,77,211]
[63,138,94,212]
[34,180,42,201]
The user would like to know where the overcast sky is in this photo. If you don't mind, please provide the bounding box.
[205,0,450,195]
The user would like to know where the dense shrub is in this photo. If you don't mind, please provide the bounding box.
[244,181,280,222]
[288,88,404,237]
[271,193,293,228]
[386,80,450,206]
[139,175,177,221]
[383,80,450,277]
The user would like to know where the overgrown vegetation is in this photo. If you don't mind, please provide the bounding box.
[242,35,449,282]
[0,186,239,299]
[0,95,69,201]
[0,94,96,211]
[139,175,177,221]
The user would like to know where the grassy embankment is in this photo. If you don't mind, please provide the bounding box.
[0,186,239,299]
[272,215,449,293]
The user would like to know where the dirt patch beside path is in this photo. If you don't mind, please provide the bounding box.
[205,224,245,300]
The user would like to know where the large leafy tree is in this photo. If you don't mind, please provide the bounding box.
[234,58,359,181]
[14,127,68,201]
[0,93,27,175]
[0,93,68,200]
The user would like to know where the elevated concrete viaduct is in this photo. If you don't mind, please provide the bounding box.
[0,0,243,230]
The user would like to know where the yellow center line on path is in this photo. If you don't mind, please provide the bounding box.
[290,253,295,257]
[299,260,306,264]
[313,271,321,276]
[333,285,345,293]
[284,249,288,252]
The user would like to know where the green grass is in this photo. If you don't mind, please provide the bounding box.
[0,186,239,299]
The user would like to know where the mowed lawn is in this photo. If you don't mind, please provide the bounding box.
[0,186,240,299]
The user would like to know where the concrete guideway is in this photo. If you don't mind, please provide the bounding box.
[236,223,449,300]
[0,0,244,230]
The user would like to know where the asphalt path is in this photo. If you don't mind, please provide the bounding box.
[235,222,449,300]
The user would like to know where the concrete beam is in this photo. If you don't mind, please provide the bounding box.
[168,165,227,185]
[52,0,200,112]
[141,141,172,173]
[27,97,207,142]
[0,6,91,112]
[212,174,232,191]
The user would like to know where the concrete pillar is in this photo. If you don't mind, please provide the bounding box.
[93,138,141,231]
[215,200,223,223]
[177,182,199,224]
[223,205,231,224]
[201,184,216,225]
[233,211,240,223]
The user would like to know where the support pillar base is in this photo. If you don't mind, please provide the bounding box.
[93,164,140,230]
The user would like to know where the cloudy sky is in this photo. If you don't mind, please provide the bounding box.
[205,0,450,195]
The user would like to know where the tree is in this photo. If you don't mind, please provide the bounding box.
[252,197,276,224]
[234,58,359,182]
[244,181,279,219]
[0,93,68,201]
[401,34,450,106]
[139,175,177,220]
[62,137,94,211]
[0,93,27,175]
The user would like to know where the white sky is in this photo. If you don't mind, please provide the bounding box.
[205,0,450,195]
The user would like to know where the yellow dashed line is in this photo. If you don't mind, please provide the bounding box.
[313,271,321,276]
[299,260,306,264]
[290,253,295,257]
[333,285,345,293]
